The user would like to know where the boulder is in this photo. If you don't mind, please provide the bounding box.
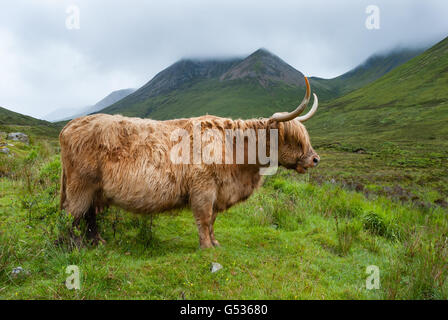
[0,147,10,155]
[11,266,30,278]
[210,262,223,273]
[7,132,29,144]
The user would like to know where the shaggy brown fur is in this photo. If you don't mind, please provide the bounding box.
[60,114,319,248]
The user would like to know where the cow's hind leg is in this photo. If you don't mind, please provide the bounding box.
[61,181,96,248]
[68,214,83,248]
[85,205,106,246]
[209,211,220,247]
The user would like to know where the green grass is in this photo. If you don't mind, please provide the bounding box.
[0,143,447,300]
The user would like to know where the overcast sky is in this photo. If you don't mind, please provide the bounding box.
[1,0,447,119]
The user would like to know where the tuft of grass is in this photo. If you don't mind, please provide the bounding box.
[335,218,360,256]
[384,231,448,299]
[362,211,401,241]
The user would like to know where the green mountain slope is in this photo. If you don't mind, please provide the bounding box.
[100,49,308,120]
[100,48,423,120]
[0,107,61,137]
[310,48,424,101]
[308,37,448,141]
[306,36,448,198]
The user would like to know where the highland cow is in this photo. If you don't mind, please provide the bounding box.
[60,77,320,248]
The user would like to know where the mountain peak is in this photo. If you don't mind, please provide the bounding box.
[134,58,241,100]
[102,48,306,116]
[220,48,305,87]
[250,48,274,57]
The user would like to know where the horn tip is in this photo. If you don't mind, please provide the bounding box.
[304,76,311,98]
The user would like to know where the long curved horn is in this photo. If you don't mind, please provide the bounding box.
[270,76,311,122]
[296,93,318,122]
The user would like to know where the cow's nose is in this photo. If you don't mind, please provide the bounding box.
[313,157,320,165]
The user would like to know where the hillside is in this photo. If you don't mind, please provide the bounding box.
[100,48,423,120]
[310,48,424,100]
[308,37,448,141]
[100,49,308,120]
[306,36,448,199]
[0,107,61,137]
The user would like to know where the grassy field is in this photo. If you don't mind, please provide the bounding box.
[1,135,447,300]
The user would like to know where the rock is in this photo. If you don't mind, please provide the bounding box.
[12,267,24,274]
[0,147,10,155]
[11,267,29,278]
[210,262,223,273]
[7,132,29,144]
[330,178,336,184]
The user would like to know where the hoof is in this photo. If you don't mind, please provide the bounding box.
[70,236,84,249]
[89,235,106,246]
[200,241,214,249]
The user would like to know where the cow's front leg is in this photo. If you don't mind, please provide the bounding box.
[193,207,213,249]
[191,194,214,249]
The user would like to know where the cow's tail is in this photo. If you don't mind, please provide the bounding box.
[60,166,67,211]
